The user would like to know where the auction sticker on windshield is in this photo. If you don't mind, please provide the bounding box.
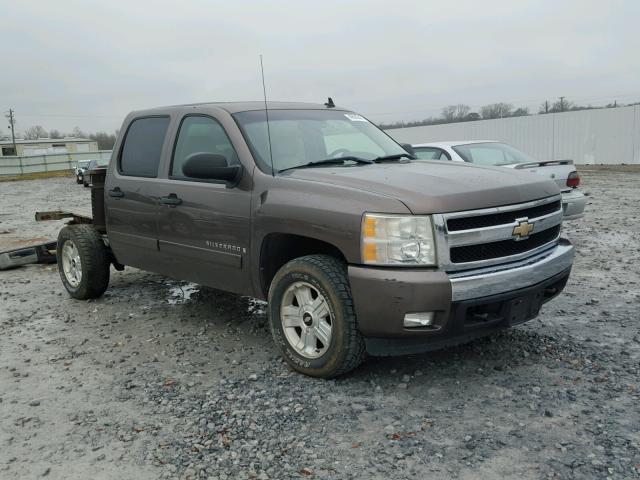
[344,113,368,122]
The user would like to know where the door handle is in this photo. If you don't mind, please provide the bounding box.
[108,187,124,198]
[160,193,182,207]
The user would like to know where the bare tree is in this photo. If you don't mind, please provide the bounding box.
[71,126,87,138]
[511,107,530,117]
[23,125,48,140]
[89,131,118,150]
[480,103,513,119]
[441,104,471,122]
[49,129,63,139]
[441,105,457,121]
[550,98,574,113]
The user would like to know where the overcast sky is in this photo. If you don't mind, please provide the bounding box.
[2,0,639,135]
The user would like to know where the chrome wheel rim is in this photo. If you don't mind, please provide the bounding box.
[61,240,82,288]
[280,281,333,359]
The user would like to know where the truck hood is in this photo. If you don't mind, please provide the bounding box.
[285,160,560,214]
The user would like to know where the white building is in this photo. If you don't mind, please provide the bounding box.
[0,138,98,157]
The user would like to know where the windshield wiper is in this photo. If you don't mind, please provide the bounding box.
[278,156,373,173]
[373,153,415,162]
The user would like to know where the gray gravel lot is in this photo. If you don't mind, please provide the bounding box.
[1,170,639,479]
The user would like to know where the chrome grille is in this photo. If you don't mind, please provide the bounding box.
[446,199,561,231]
[450,225,561,263]
[434,195,563,272]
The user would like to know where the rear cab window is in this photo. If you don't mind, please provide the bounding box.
[452,142,536,166]
[414,147,449,161]
[119,116,170,177]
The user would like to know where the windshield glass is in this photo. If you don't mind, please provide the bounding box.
[452,142,536,166]
[233,109,407,172]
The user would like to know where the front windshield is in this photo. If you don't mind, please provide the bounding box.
[452,142,536,166]
[233,109,408,172]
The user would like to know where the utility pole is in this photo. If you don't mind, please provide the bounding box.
[5,108,17,155]
[544,100,549,114]
[558,96,566,112]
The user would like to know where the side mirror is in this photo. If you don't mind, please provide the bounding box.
[182,153,242,186]
[401,143,415,156]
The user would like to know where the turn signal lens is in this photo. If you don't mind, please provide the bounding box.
[363,242,378,263]
[361,213,436,266]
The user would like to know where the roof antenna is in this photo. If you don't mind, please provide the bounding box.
[259,55,275,177]
[324,97,335,108]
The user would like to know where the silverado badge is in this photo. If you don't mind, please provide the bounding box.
[512,218,534,240]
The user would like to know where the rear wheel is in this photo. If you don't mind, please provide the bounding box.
[268,254,365,378]
[57,225,110,299]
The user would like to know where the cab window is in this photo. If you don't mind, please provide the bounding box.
[119,117,169,177]
[171,116,238,180]
[414,147,449,161]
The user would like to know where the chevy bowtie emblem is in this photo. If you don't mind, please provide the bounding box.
[512,218,534,240]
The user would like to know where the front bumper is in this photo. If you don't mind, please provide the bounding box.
[348,239,574,355]
[561,189,586,220]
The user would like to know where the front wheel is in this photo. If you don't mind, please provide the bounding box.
[268,254,366,378]
[57,225,110,299]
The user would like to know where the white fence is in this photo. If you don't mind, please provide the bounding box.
[386,105,640,165]
[0,150,113,176]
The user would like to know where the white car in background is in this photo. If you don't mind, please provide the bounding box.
[411,141,586,220]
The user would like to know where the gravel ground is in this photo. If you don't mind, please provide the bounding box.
[1,171,639,480]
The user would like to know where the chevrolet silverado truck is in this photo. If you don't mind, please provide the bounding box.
[46,101,575,378]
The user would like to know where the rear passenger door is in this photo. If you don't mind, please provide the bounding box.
[105,116,170,271]
[154,114,251,294]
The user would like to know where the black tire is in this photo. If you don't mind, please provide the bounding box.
[268,254,366,378]
[57,224,110,299]
[83,179,89,188]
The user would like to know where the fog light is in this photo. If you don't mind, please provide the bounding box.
[403,312,435,328]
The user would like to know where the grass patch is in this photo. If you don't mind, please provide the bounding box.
[0,170,75,182]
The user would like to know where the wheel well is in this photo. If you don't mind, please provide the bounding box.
[259,233,346,297]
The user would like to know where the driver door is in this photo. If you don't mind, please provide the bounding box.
[154,114,251,294]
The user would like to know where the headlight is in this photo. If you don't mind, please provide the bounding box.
[361,213,436,266]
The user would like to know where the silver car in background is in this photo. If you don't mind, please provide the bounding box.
[411,141,586,220]
[74,160,93,184]
[79,158,109,187]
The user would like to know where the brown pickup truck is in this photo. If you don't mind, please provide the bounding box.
[50,101,574,378]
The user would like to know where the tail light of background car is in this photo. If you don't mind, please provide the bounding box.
[566,171,580,188]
